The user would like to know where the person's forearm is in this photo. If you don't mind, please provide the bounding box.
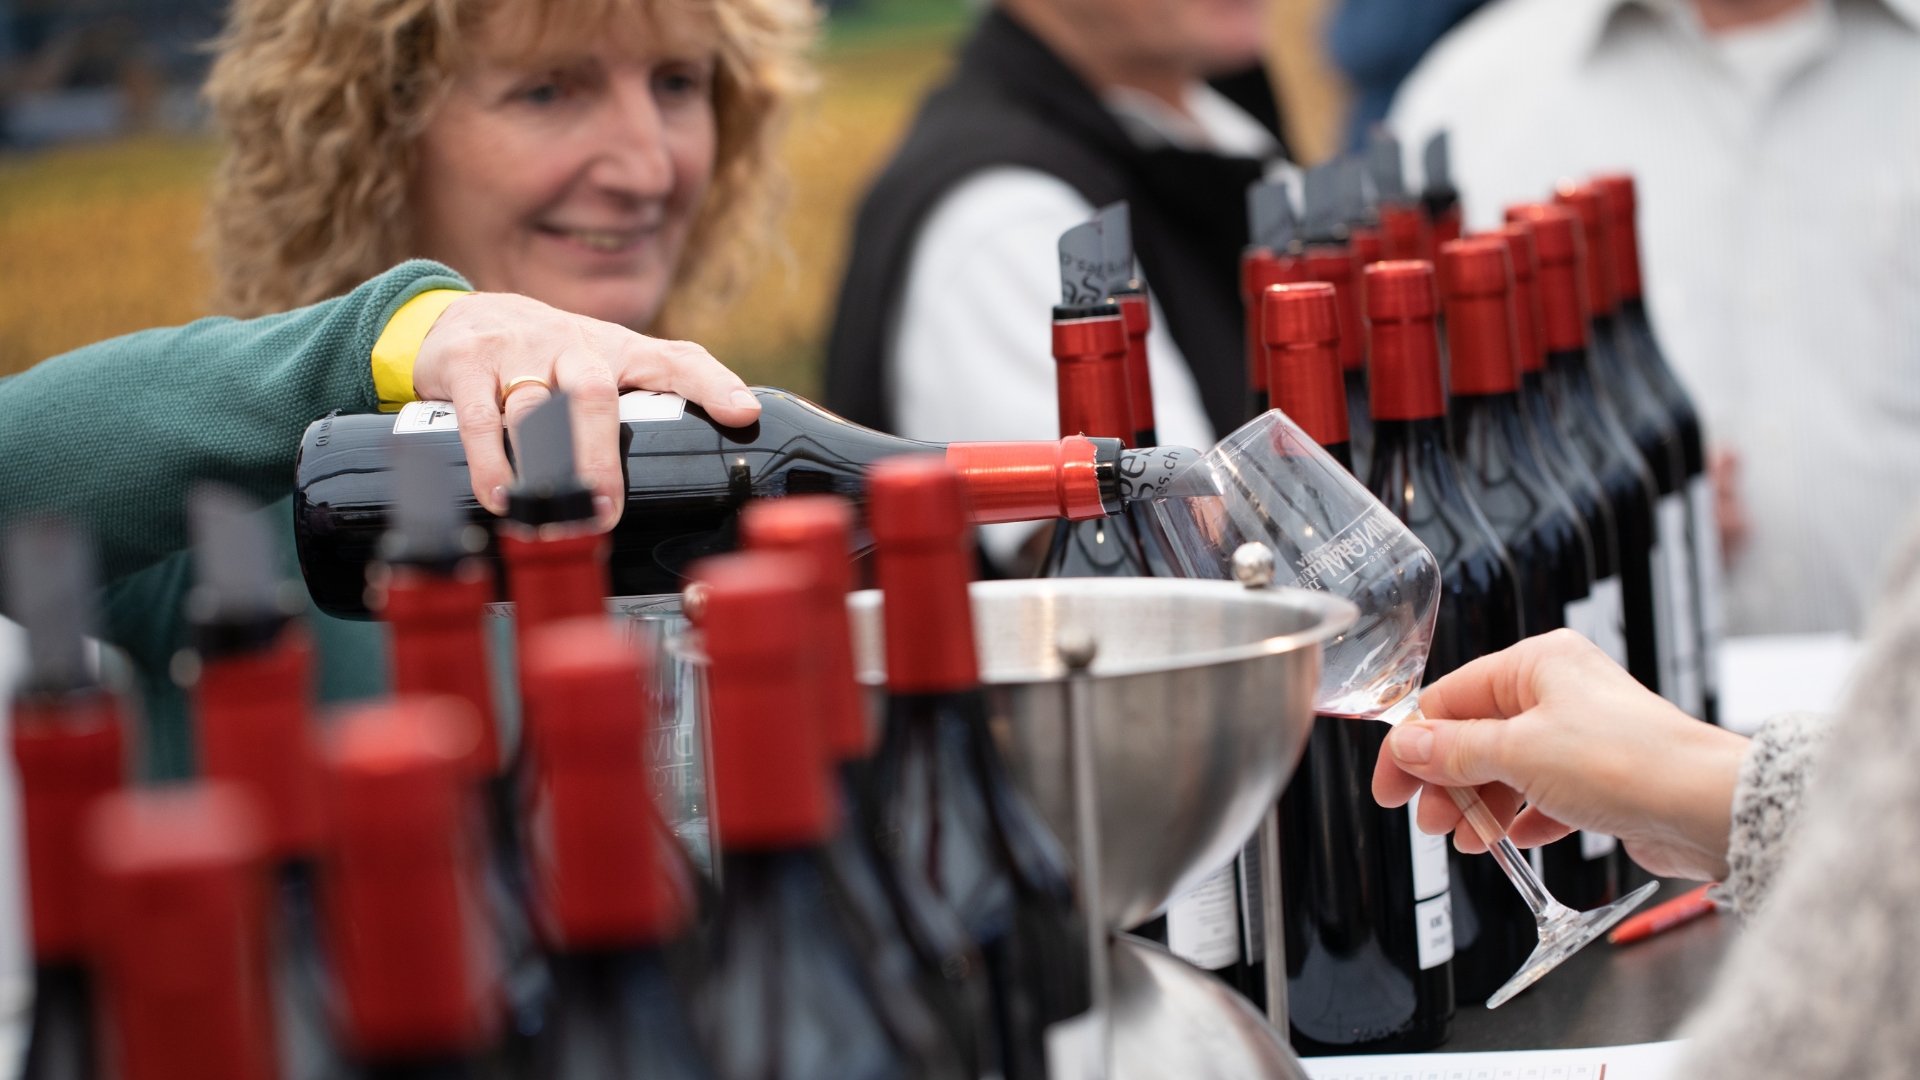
[0,260,467,583]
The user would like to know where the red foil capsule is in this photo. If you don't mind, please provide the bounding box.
[521,618,689,948]
[696,552,831,850]
[1590,174,1646,302]
[1430,202,1464,249]
[323,697,498,1058]
[1263,282,1350,448]
[1484,222,1546,375]
[502,530,609,640]
[1380,205,1431,262]
[945,437,1108,524]
[1242,248,1310,397]
[1438,238,1521,396]
[742,496,865,761]
[86,782,274,1080]
[379,561,501,775]
[868,456,979,695]
[1553,182,1618,317]
[196,627,325,859]
[1305,244,1367,373]
[1364,260,1446,421]
[1052,305,1134,445]
[13,689,124,961]
[1114,291,1157,443]
[1506,203,1590,353]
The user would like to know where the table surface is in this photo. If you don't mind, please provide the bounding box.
[1439,881,1731,1052]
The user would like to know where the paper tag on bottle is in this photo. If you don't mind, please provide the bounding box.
[1653,493,1703,717]
[1408,792,1450,902]
[1165,862,1243,970]
[1581,830,1618,860]
[618,390,687,422]
[1237,838,1264,960]
[1414,892,1454,970]
[1043,1010,1106,1080]
[1565,575,1628,669]
[393,399,460,433]
[1687,475,1725,694]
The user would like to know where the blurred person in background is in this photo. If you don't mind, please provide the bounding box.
[1325,0,1487,150]
[0,0,810,776]
[823,0,1288,573]
[1387,0,1920,637]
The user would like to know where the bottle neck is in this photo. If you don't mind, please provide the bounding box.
[13,691,123,963]
[500,531,608,629]
[196,628,324,861]
[1444,292,1520,396]
[1116,292,1157,446]
[1368,316,1447,421]
[876,539,978,695]
[1053,314,1133,445]
[1267,339,1350,447]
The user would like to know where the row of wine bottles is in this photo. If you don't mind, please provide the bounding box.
[5,395,1105,1079]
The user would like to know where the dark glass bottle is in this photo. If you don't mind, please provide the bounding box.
[517,618,709,1080]
[5,518,122,1080]
[1363,259,1527,1006]
[1594,173,1722,725]
[1555,184,1702,721]
[1114,288,1158,449]
[86,785,278,1080]
[1043,302,1152,579]
[744,497,999,1079]
[1263,281,1451,1052]
[1304,243,1373,480]
[866,458,1093,1080]
[323,697,505,1078]
[692,552,962,1080]
[1508,204,1665,700]
[294,388,1144,617]
[184,487,341,1080]
[1484,222,1624,909]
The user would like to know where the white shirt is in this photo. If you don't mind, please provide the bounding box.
[889,83,1281,566]
[1389,0,1920,635]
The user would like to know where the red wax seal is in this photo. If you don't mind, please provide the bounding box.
[521,618,688,948]
[695,552,832,850]
[1485,223,1546,374]
[13,689,123,961]
[1052,308,1133,445]
[1115,292,1157,441]
[196,627,325,858]
[1553,182,1618,317]
[1364,260,1446,421]
[86,782,273,1080]
[1590,174,1645,301]
[1263,282,1350,448]
[323,697,498,1058]
[868,456,979,695]
[742,496,866,761]
[946,436,1106,523]
[1305,244,1367,373]
[381,562,500,775]
[1439,238,1520,396]
[1507,203,1590,353]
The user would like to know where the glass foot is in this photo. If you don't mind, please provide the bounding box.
[1484,880,1659,1009]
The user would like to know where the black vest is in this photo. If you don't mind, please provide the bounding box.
[822,9,1290,437]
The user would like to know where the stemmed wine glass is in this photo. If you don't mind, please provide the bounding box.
[1148,409,1657,1009]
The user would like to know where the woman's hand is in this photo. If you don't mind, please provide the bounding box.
[1372,629,1750,882]
[410,292,762,527]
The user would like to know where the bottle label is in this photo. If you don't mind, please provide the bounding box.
[1414,893,1454,970]
[1651,494,1704,716]
[1165,862,1244,970]
[391,391,687,434]
[617,390,689,423]
[1687,475,1725,695]
[1408,792,1450,902]
[393,399,460,433]
[1237,838,1264,962]
[1564,574,1628,668]
[1581,830,1618,860]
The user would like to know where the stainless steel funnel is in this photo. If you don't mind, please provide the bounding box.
[849,577,1354,930]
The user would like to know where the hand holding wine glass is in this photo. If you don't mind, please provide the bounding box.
[1372,629,1751,884]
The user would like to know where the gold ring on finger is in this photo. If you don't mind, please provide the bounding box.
[499,375,553,407]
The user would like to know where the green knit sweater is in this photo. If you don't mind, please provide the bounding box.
[0,260,471,778]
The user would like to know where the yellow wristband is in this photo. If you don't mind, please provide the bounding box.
[371,289,467,411]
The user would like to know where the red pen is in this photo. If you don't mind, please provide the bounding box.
[1609,883,1718,944]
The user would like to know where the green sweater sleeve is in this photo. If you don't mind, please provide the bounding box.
[0,259,469,582]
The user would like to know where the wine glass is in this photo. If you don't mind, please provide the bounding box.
[1150,409,1657,1009]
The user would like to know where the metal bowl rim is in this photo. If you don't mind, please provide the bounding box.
[849,577,1357,684]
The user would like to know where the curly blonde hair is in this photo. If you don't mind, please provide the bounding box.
[203,0,813,333]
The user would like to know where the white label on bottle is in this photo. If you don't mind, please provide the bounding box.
[1165,862,1243,970]
[1237,839,1263,960]
[1688,474,1725,695]
[1653,493,1703,716]
[1581,831,1618,860]
[393,399,459,433]
[1043,1009,1104,1080]
[1408,792,1450,902]
[1414,892,1454,970]
[1564,575,1628,668]
[618,389,688,422]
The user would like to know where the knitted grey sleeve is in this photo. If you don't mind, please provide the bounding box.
[1678,517,1920,1079]
[1719,711,1831,915]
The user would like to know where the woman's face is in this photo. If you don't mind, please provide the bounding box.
[412,6,718,330]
